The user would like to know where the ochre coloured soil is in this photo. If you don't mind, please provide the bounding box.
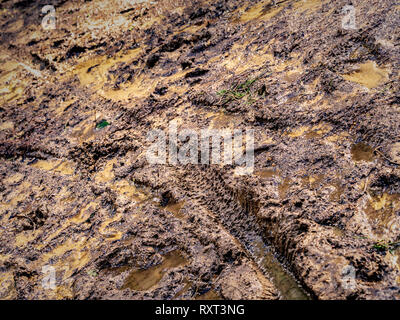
[0,0,399,300]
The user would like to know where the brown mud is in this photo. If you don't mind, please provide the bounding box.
[0,0,399,299]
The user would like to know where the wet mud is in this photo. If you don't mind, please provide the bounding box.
[0,0,399,299]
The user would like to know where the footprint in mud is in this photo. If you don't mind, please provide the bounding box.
[121,250,187,291]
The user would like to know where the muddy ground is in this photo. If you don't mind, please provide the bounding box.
[0,0,399,300]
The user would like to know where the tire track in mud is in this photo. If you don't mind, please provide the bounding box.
[175,165,310,299]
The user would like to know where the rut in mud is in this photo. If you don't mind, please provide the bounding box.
[0,0,399,299]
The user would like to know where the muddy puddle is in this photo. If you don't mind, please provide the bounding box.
[235,0,284,23]
[119,250,187,291]
[286,124,332,139]
[254,168,278,178]
[0,56,26,104]
[351,143,375,162]
[342,61,389,89]
[249,238,309,300]
[163,201,185,219]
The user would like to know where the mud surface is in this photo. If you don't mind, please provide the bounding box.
[0,0,399,300]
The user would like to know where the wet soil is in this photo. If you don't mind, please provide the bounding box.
[0,0,399,300]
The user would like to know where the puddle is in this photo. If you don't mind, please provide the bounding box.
[70,118,96,144]
[164,201,185,219]
[0,65,25,103]
[332,226,345,237]
[254,168,278,178]
[94,159,117,183]
[173,278,192,299]
[351,143,375,162]
[53,161,76,175]
[237,1,284,23]
[3,172,24,185]
[113,180,152,203]
[208,111,242,129]
[0,271,16,299]
[74,41,192,102]
[95,159,153,204]
[15,229,41,247]
[325,132,350,143]
[287,126,309,138]
[287,124,331,139]
[328,181,345,202]
[70,201,98,224]
[220,47,274,74]
[74,47,142,89]
[39,236,94,282]
[283,70,302,83]
[278,178,291,199]
[251,239,309,300]
[342,61,389,89]
[0,121,14,131]
[30,160,75,175]
[99,212,123,241]
[121,250,187,291]
[73,47,159,101]
[305,124,332,139]
[299,174,345,202]
[293,0,322,13]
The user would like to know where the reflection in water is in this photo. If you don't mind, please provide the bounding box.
[250,239,309,300]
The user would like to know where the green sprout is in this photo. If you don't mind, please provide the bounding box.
[373,240,400,253]
[216,77,260,106]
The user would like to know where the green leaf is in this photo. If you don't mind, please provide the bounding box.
[96,120,110,129]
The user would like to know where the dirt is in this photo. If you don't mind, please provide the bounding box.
[0,0,399,300]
